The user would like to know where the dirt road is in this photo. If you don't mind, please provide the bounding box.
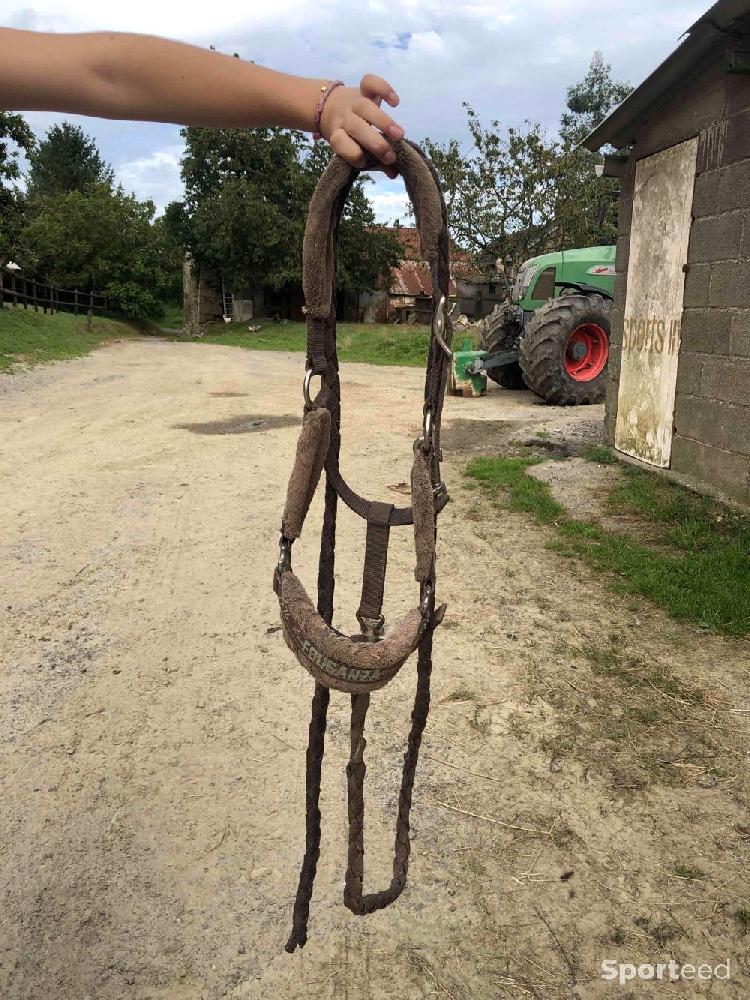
[1,339,748,999]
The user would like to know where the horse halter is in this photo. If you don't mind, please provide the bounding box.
[273,139,453,951]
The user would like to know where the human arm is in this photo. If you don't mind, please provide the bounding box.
[0,28,403,170]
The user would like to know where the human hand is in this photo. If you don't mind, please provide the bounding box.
[319,74,404,178]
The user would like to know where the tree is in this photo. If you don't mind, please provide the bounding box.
[179,126,400,297]
[21,183,171,320]
[424,105,559,277]
[555,52,633,247]
[560,51,632,147]
[0,112,35,260]
[27,122,114,198]
[425,55,633,273]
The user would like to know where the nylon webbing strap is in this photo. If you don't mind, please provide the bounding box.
[307,316,328,375]
[357,501,393,629]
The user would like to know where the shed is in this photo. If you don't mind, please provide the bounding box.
[585,0,750,505]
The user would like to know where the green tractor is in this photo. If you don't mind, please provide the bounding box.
[453,245,616,405]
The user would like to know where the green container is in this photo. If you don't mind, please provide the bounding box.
[450,338,487,397]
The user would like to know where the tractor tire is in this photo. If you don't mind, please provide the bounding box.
[520,293,611,405]
[487,360,526,390]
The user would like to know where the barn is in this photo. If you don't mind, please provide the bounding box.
[586,0,750,506]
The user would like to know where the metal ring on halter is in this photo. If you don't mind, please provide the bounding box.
[421,409,434,453]
[432,295,452,359]
[303,367,319,408]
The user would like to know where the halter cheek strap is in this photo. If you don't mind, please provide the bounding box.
[275,139,453,952]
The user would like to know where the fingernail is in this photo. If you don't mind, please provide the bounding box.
[388,125,404,139]
[389,91,399,105]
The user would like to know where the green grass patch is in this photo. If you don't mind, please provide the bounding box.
[0,305,141,371]
[185,319,432,368]
[582,444,618,465]
[159,302,184,329]
[465,457,750,637]
[672,863,705,880]
[444,685,476,702]
[465,456,566,524]
[735,906,750,933]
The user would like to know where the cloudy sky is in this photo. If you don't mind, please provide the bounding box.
[3,0,706,221]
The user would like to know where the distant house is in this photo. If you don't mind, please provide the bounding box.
[357,227,501,324]
[184,226,500,330]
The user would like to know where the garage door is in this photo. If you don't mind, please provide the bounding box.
[615,137,698,468]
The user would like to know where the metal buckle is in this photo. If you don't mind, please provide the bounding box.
[432,295,452,358]
[277,536,292,575]
[356,611,385,642]
[433,481,448,506]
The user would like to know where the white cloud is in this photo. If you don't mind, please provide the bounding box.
[2,0,709,222]
[367,182,411,224]
[115,144,184,213]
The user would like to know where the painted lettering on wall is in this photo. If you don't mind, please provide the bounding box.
[622,316,681,355]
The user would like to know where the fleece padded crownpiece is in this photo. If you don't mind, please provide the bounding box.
[282,407,331,540]
[278,570,427,694]
[303,141,445,321]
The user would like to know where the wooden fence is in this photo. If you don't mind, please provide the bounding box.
[0,268,107,316]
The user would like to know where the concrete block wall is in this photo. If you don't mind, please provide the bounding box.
[608,63,750,506]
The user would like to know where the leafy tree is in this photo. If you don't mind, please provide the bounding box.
[179,126,399,299]
[21,183,171,320]
[424,105,559,277]
[560,51,632,147]
[555,52,633,247]
[27,122,114,198]
[0,112,35,260]
[425,54,633,274]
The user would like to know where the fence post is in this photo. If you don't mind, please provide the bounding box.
[74,289,79,315]
[0,269,3,311]
[87,290,93,329]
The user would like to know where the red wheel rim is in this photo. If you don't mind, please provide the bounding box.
[564,323,609,382]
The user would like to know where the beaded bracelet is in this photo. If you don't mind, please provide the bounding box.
[313,80,344,141]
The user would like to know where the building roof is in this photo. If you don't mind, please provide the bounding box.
[384,226,483,295]
[389,258,458,298]
[585,0,750,152]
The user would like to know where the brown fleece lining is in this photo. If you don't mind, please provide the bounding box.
[278,570,425,694]
[282,407,331,540]
[411,446,435,582]
[302,141,444,322]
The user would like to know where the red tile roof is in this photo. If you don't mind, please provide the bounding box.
[390,259,457,297]
[381,226,483,291]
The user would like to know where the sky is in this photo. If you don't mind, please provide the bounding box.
[2,0,708,222]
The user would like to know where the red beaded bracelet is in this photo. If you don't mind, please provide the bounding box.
[313,80,344,141]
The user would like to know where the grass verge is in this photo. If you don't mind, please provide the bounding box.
[465,456,750,637]
[535,634,732,790]
[0,305,141,372]
[186,319,433,367]
[159,303,184,329]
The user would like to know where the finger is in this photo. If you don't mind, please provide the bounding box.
[360,73,400,108]
[353,96,404,141]
[344,112,397,165]
[329,127,367,169]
